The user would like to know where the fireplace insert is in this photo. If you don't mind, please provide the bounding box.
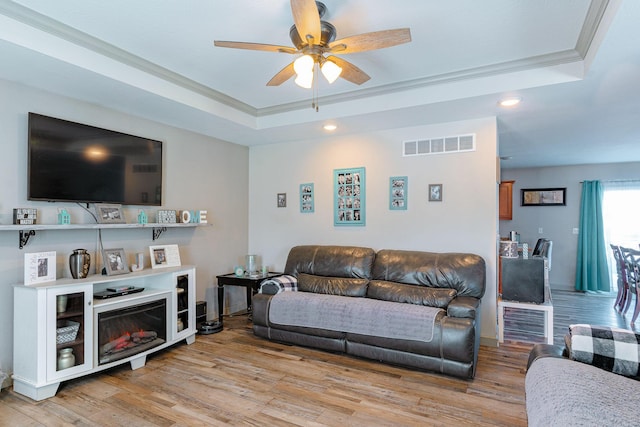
[96,296,168,365]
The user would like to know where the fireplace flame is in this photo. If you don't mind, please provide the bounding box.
[97,298,167,365]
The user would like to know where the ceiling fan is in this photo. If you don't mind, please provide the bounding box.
[214,0,411,89]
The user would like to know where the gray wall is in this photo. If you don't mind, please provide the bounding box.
[500,161,640,290]
[248,118,500,342]
[0,79,249,388]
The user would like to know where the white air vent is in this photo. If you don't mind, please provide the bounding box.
[403,134,475,157]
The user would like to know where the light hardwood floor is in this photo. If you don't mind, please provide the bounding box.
[1,290,626,426]
[502,289,630,345]
[1,315,531,426]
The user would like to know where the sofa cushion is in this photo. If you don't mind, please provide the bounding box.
[566,324,640,378]
[367,280,456,308]
[372,249,485,298]
[285,245,375,279]
[298,273,368,297]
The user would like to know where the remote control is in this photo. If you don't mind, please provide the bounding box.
[107,286,135,292]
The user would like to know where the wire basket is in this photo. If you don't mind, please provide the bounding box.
[56,320,80,344]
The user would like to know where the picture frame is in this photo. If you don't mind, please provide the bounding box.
[149,244,182,269]
[277,193,287,208]
[102,248,129,276]
[24,251,56,285]
[334,167,365,226]
[300,183,314,213]
[389,176,408,210]
[521,188,566,206]
[429,184,443,202]
[95,203,126,224]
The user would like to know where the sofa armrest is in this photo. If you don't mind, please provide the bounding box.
[446,296,480,318]
[526,343,566,370]
[252,293,273,327]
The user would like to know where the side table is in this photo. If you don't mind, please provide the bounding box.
[216,272,282,324]
[498,286,554,345]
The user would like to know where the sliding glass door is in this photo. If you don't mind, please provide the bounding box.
[602,180,640,291]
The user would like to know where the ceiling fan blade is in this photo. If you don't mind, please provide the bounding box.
[329,28,411,54]
[267,62,296,86]
[326,56,370,85]
[214,40,298,54]
[290,0,321,45]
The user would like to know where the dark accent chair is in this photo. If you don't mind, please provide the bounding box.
[532,238,552,270]
[620,247,640,322]
[611,244,629,311]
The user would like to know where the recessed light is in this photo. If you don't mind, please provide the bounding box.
[499,97,521,107]
[323,124,337,131]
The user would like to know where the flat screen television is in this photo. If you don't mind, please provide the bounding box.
[28,113,163,206]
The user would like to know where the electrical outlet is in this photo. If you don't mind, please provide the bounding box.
[573,228,579,235]
[538,227,543,234]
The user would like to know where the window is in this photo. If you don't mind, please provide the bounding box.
[602,180,640,291]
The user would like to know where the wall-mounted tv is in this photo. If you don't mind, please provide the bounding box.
[28,113,163,206]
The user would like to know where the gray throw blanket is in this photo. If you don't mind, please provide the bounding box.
[526,357,640,427]
[268,292,443,342]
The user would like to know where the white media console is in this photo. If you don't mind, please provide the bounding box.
[13,266,196,401]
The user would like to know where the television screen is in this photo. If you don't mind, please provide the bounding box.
[28,113,163,206]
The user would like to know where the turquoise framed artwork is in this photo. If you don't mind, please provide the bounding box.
[334,167,365,226]
[389,176,408,210]
[300,183,314,213]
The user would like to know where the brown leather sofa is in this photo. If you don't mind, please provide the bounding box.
[252,245,486,379]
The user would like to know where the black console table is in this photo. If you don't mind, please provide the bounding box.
[216,272,282,324]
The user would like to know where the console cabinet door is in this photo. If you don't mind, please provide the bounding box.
[46,285,93,381]
[173,268,196,341]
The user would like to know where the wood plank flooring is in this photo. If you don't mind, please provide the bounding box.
[502,289,631,345]
[2,290,627,426]
[1,315,531,426]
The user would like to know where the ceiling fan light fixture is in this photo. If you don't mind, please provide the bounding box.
[321,59,342,84]
[295,72,314,89]
[293,54,314,75]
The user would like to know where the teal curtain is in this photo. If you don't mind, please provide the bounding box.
[575,180,610,291]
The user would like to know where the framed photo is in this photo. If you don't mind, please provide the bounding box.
[150,244,182,269]
[429,184,443,202]
[95,204,126,224]
[521,188,566,206]
[102,248,128,276]
[334,167,365,226]
[277,193,287,208]
[390,176,408,210]
[300,183,314,213]
[24,251,56,285]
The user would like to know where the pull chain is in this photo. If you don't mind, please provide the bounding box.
[312,63,319,112]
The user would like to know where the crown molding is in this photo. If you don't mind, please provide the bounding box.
[0,1,257,116]
[0,0,610,120]
[575,0,611,57]
[257,49,584,117]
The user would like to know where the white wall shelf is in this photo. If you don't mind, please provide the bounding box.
[0,223,209,249]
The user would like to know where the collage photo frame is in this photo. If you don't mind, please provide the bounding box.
[333,167,365,226]
[300,183,314,213]
[389,176,408,210]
